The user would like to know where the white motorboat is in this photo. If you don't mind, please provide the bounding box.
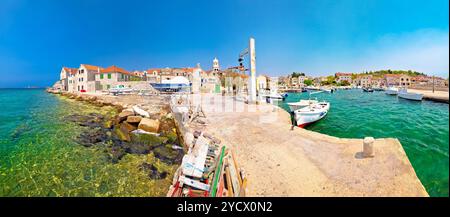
[109,85,133,95]
[320,87,334,93]
[385,87,398,95]
[269,93,284,100]
[259,89,286,101]
[305,86,320,91]
[397,88,423,101]
[287,99,319,112]
[294,102,330,128]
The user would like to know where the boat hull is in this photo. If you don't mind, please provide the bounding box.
[294,103,330,128]
[398,93,423,101]
[397,89,423,101]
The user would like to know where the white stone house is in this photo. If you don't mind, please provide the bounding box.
[200,70,221,93]
[144,68,161,83]
[95,65,140,90]
[399,74,412,87]
[75,64,103,92]
[335,73,353,84]
[384,74,400,86]
[360,75,372,87]
[256,75,268,91]
[60,67,77,91]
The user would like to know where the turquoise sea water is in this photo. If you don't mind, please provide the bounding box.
[0,89,176,196]
[277,89,449,197]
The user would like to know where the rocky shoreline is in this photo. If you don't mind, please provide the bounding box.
[48,89,184,180]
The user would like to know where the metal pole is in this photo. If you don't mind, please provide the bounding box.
[432,75,435,93]
[249,37,257,103]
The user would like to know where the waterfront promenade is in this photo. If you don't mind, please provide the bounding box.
[185,94,428,196]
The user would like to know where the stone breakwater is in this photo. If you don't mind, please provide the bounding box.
[47,89,184,180]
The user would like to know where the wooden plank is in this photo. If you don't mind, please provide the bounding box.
[217,172,225,197]
[181,140,209,178]
[238,178,247,197]
[227,155,240,197]
[216,152,227,197]
[210,146,226,197]
[169,181,182,197]
[225,159,233,197]
[231,150,243,185]
[188,189,208,197]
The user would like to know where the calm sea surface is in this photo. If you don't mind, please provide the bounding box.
[0,89,174,196]
[277,89,449,197]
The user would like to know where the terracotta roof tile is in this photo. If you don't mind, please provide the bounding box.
[63,67,78,75]
[147,68,162,72]
[335,72,353,76]
[81,64,103,71]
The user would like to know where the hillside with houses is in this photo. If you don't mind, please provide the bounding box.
[276,71,448,91]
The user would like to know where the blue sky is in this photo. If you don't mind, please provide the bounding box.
[0,0,448,87]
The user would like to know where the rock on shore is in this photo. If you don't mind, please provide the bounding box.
[138,118,160,133]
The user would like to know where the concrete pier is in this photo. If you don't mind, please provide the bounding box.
[409,89,449,103]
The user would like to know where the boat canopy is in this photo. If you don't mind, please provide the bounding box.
[151,76,191,92]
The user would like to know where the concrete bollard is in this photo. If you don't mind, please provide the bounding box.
[363,137,375,157]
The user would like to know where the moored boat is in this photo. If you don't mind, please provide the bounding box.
[385,87,398,95]
[320,87,334,93]
[305,86,320,91]
[398,88,423,101]
[294,102,330,128]
[259,89,286,101]
[362,87,374,92]
[287,99,318,112]
[109,85,133,95]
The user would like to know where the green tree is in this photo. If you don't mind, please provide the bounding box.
[291,72,305,77]
[326,75,335,84]
[351,69,426,78]
[340,80,350,86]
[303,79,313,86]
[320,80,330,85]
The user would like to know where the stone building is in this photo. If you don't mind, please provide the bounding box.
[335,72,353,84]
[60,67,77,91]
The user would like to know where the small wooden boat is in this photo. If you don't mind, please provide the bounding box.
[362,87,374,92]
[294,102,330,128]
[398,88,423,101]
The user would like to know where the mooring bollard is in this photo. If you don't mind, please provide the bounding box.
[363,137,375,157]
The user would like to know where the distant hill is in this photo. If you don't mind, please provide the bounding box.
[358,70,426,77]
